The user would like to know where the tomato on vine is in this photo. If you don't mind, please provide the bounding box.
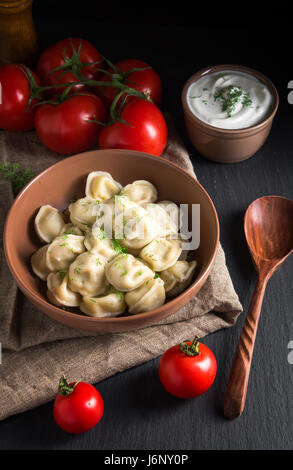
[36,37,103,96]
[99,98,167,156]
[97,58,162,109]
[0,64,41,131]
[34,92,106,155]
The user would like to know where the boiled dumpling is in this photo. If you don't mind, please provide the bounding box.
[122,180,158,205]
[80,291,126,318]
[157,200,180,232]
[31,244,51,280]
[59,223,84,236]
[84,231,118,260]
[68,252,108,297]
[139,237,182,271]
[94,194,136,239]
[46,234,85,271]
[68,197,99,231]
[47,271,81,307]
[125,277,165,314]
[34,205,65,243]
[115,204,156,250]
[142,203,178,238]
[105,253,154,292]
[160,260,197,297]
[85,171,121,201]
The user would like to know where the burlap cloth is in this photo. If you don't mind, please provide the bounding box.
[0,117,242,420]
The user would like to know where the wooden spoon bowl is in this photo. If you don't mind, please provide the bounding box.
[245,196,293,265]
[224,196,293,419]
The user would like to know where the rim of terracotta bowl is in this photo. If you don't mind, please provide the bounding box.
[4,149,220,327]
[181,64,279,136]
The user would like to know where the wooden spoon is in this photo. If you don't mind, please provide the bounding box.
[224,196,293,419]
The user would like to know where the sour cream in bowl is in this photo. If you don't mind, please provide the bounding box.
[182,65,279,163]
[187,70,273,130]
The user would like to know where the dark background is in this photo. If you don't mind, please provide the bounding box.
[1,0,293,451]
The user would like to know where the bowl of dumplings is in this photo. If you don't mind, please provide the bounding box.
[4,149,219,333]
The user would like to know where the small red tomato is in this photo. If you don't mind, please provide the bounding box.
[35,92,106,155]
[99,98,167,156]
[97,58,162,109]
[53,376,104,434]
[0,64,40,131]
[158,336,217,398]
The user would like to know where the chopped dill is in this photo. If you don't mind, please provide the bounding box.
[0,162,35,194]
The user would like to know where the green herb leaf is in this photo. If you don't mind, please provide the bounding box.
[0,162,35,194]
[112,239,127,254]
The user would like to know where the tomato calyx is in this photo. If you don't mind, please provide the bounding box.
[100,55,151,86]
[46,39,102,82]
[58,376,80,396]
[179,336,201,357]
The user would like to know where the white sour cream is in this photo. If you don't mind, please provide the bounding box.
[187,70,273,129]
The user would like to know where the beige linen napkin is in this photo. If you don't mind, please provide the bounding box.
[0,118,242,420]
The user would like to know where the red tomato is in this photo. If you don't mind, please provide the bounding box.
[35,93,106,155]
[53,377,104,434]
[0,64,40,131]
[158,337,217,398]
[97,59,162,109]
[36,37,102,95]
[99,99,167,156]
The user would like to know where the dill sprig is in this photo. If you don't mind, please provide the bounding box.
[214,85,252,118]
[0,162,35,194]
[112,239,127,254]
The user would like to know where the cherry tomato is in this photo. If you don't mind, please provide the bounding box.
[53,376,104,434]
[99,99,167,156]
[0,64,40,131]
[34,92,105,155]
[97,58,162,109]
[36,37,102,96]
[158,337,217,398]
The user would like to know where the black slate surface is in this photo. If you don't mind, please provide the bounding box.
[1,4,293,451]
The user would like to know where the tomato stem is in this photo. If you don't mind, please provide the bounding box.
[58,376,80,396]
[179,336,201,357]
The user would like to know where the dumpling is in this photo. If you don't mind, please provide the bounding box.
[34,205,65,243]
[139,237,182,271]
[84,231,118,260]
[47,271,81,307]
[80,291,126,318]
[59,223,84,236]
[116,204,156,250]
[105,253,154,292]
[68,197,99,231]
[85,171,122,202]
[93,194,136,239]
[31,244,51,280]
[125,277,165,314]
[142,203,178,238]
[68,252,108,297]
[46,234,85,271]
[160,260,197,297]
[157,200,180,231]
[122,180,158,205]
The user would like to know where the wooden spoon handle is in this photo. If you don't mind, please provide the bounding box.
[224,277,267,419]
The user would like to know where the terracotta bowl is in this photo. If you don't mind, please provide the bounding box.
[4,149,219,333]
[182,64,279,163]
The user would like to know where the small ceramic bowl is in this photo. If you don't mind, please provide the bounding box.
[182,64,279,163]
[4,149,219,333]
